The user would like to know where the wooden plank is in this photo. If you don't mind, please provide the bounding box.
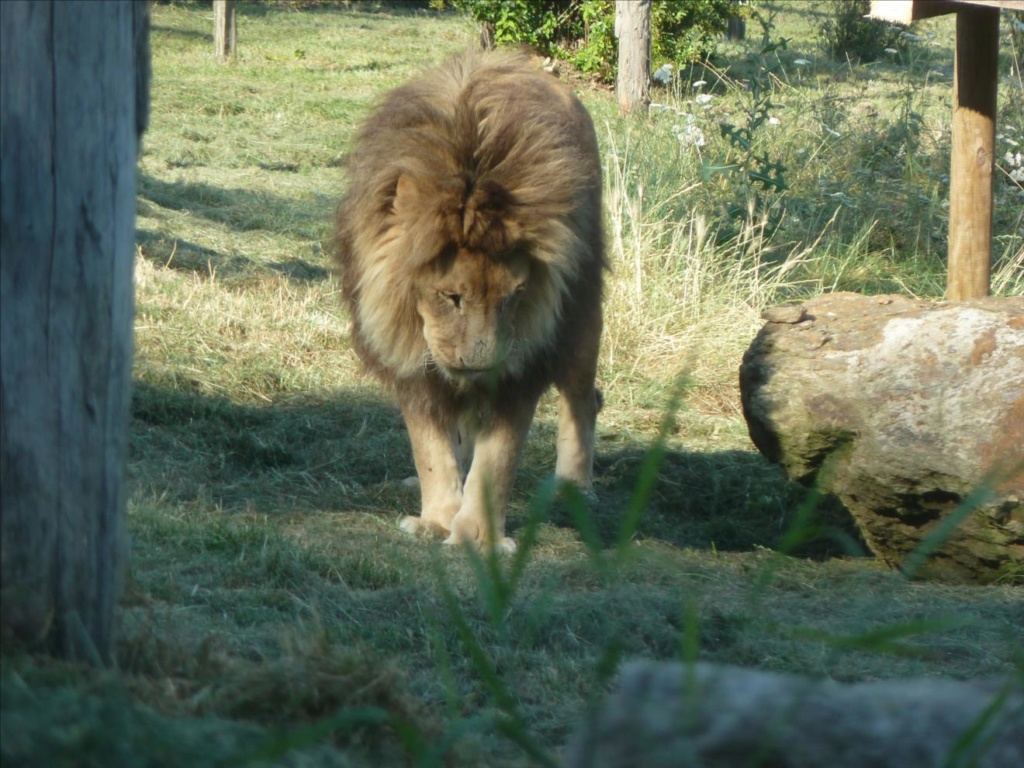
[870,0,1024,23]
[0,1,147,662]
[947,6,999,300]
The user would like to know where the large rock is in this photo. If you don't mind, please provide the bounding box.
[565,661,1024,768]
[739,293,1023,583]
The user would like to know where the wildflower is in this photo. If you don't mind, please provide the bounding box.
[653,64,674,85]
[793,58,810,66]
[768,116,780,126]
[672,122,706,148]
[695,93,714,106]
[693,80,707,89]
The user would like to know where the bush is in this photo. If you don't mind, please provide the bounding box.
[818,0,906,63]
[445,0,734,82]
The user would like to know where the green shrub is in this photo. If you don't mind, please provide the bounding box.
[819,0,906,63]
[446,0,734,81]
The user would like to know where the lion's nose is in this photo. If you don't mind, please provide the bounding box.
[458,340,490,369]
[457,339,498,371]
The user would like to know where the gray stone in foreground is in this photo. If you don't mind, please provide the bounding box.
[739,293,1023,583]
[564,661,1024,768]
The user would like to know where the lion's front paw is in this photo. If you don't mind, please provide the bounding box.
[443,514,516,554]
[398,515,448,539]
[443,532,517,554]
[493,536,517,554]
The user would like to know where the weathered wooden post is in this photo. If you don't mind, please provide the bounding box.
[947,5,999,300]
[214,0,236,63]
[0,0,149,662]
[615,0,651,116]
[869,1,1024,299]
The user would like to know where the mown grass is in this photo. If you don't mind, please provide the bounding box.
[3,2,1023,767]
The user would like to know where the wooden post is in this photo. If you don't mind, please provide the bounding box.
[0,0,149,662]
[947,6,999,300]
[214,0,236,63]
[615,0,651,116]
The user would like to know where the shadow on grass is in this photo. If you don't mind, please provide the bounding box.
[131,379,864,562]
[130,379,407,515]
[136,228,331,284]
[150,24,211,42]
[525,445,865,561]
[138,173,336,237]
[235,1,450,19]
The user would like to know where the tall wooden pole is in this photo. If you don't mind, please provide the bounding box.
[615,0,651,116]
[214,0,237,63]
[946,7,998,300]
[0,0,149,662]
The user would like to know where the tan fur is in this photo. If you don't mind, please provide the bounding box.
[336,50,606,550]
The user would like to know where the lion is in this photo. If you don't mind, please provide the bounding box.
[335,49,606,551]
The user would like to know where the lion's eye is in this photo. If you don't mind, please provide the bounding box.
[514,282,527,294]
[440,291,461,309]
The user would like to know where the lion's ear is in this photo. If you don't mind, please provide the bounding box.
[392,174,418,218]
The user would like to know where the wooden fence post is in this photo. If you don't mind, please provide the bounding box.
[947,6,999,300]
[0,0,149,662]
[214,0,236,63]
[615,0,651,116]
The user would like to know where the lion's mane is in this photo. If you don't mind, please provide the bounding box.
[336,49,605,392]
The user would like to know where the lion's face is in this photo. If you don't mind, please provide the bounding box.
[417,249,531,379]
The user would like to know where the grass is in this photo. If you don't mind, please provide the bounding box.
[3,2,1023,766]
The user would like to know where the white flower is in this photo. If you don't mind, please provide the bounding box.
[693,80,707,89]
[768,116,780,126]
[672,122,706,148]
[899,31,925,42]
[649,102,671,113]
[793,58,810,66]
[885,48,899,55]
[653,64,674,85]
[695,93,714,105]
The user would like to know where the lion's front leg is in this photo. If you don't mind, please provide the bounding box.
[399,401,462,538]
[446,405,535,552]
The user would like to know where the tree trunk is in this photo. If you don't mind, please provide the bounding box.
[615,0,651,116]
[0,0,149,662]
[214,0,237,63]
[726,0,746,41]
[739,293,1023,584]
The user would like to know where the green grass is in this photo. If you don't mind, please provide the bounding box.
[3,2,1023,767]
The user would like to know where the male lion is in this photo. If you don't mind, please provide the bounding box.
[335,50,605,551]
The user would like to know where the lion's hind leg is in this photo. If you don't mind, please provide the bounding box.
[554,384,601,492]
